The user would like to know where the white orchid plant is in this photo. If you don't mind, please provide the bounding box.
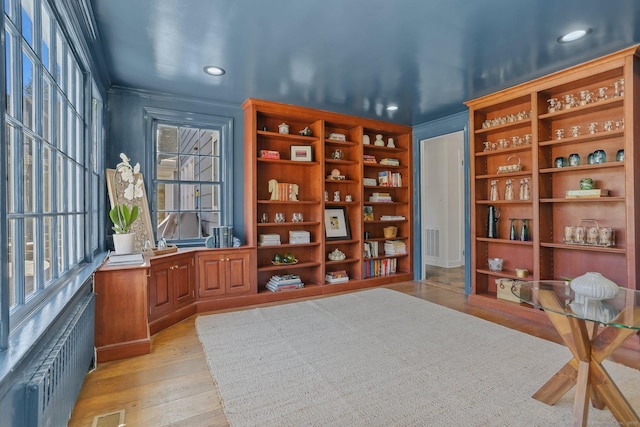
[110,153,144,234]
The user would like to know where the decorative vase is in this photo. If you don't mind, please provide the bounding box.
[113,233,135,254]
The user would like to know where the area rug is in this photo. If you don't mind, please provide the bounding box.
[195,288,640,426]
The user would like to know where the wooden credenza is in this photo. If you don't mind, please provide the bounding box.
[94,247,256,362]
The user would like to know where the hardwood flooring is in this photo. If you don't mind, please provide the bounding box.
[69,281,640,427]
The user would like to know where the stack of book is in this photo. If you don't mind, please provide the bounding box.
[289,230,310,244]
[266,274,304,292]
[258,233,281,246]
[325,270,349,284]
[381,215,405,221]
[379,158,400,166]
[369,192,392,202]
[363,154,377,164]
[363,178,377,187]
[384,240,407,255]
[107,251,144,266]
[209,226,234,248]
[259,149,280,159]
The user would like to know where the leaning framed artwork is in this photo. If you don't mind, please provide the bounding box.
[324,206,351,240]
[106,168,155,251]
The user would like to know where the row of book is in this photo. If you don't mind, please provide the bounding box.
[363,240,379,258]
[378,171,403,187]
[266,274,304,292]
[363,258,398,278]
[209,226,234,248]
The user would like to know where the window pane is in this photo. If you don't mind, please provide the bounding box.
[199,184,220,210]
[7,124,15,212]
[76,114,83,161]
[57,215,66,273]
[23,134,35,213]
[44,216,53,283]
[41,3,52,71]
[5,30,13,116]
[43,146,51,211]
[56,153,65,211]
[21,0,34,47]
[42,76,51,141]
[22,51,35,130]
[75,65,83,114]
[4,0,11,19]
[157,124,178,152]
[8,220,16,308]
[179,155,196,180]
[66,52,74,100]
[55,29,64,84]
[55,90,63,149]
[25,218,35,299]
[180,183,195,209]
[76,214,84,262]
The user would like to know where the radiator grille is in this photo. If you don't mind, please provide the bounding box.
[25,291,95,427]
[425,228,440,258]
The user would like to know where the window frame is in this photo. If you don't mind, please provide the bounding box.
[143,107,234,246]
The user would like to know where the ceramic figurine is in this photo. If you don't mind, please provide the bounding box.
[374,134,385,146]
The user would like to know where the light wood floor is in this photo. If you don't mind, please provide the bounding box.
[69,281,640,426]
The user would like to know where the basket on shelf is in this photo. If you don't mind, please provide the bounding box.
[497,155,523,174]
[383,226,398,238]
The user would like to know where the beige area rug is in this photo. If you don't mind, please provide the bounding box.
[196,288,640,426]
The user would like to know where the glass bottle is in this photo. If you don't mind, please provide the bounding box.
[509,219,517,240]
[520,219,529,241]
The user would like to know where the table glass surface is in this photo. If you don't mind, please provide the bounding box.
[514,281,640,330]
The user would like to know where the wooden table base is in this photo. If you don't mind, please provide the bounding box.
[534,290,640,427]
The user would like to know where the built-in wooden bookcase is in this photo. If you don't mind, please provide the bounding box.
[467,45,640,317]
[243,99,413,294]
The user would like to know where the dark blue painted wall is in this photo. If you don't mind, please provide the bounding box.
[106,88,246,242]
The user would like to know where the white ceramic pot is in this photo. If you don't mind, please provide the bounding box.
[113,233,135,254]
[570,272,619,301]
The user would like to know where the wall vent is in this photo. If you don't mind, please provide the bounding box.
[425,228,440,258]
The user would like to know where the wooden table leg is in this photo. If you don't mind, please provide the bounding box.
[534,290,640,426]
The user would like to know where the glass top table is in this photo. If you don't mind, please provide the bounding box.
[513,280,640,426]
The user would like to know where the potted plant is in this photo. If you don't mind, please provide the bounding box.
[110,153,143,254]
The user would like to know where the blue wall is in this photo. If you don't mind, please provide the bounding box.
[106,89,247,241]
[412,111,471,293]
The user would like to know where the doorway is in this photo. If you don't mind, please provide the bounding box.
[420,131,465,292]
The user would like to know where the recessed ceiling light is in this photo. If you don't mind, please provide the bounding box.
[203,65,226,76]
[386,105,399,111]
[557,28,591,43]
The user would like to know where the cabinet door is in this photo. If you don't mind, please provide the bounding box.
[225,251,252,295]
[198,255,226,298]
[173,257,195,308]
[148,263,173,321]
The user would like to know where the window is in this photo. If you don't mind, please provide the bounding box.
[2,0,102,337]
[146,109,233,244]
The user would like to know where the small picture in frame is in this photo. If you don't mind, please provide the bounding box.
[291,145,312,162]
[324,206,351,240]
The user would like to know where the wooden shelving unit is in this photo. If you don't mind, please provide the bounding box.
[243,99,413,294]
[466,45,640,318]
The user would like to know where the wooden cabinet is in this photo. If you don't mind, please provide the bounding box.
[148,253,195,322]
[243,98,413,293]
[467,45,640,316]
[197,249,254,298]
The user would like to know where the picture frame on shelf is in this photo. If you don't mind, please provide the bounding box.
[290,145,312,162]
[324,206,351,240]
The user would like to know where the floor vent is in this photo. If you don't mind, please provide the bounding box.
[92,409,125,427]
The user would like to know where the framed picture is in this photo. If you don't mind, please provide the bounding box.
[324,206,351,240]
[290,145,312,162]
